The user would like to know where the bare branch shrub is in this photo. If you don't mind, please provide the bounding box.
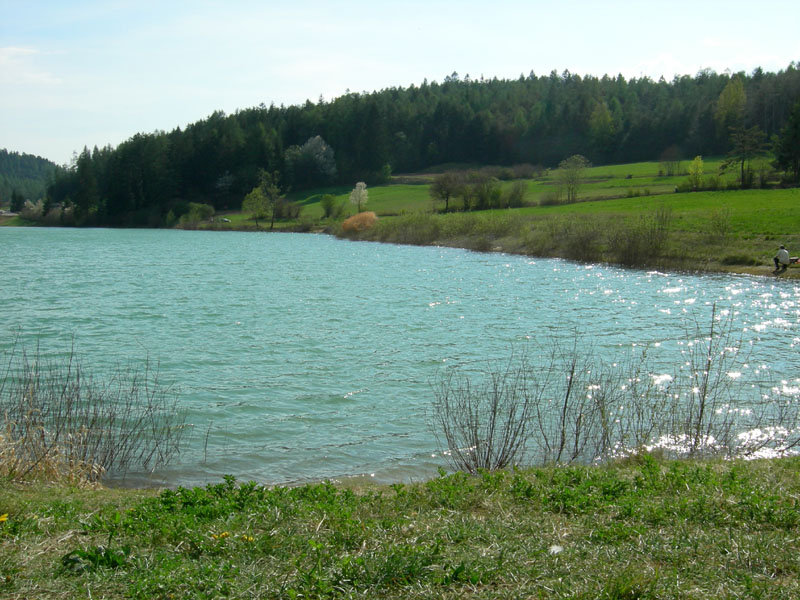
[432,306,800,473]
[432,353,537,473]
[526,337,598,464]
[0,340,186,483]
[560,218,604,262]
[707,207,732,242]
[607,205,672,267]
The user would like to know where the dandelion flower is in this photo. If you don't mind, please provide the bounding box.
[0,514,8,524]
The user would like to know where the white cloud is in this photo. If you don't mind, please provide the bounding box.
[0,47,62,86]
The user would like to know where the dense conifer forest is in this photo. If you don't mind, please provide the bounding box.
[20,64,800,226]
[0,150,57,209]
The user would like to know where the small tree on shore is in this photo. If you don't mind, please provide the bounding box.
[242,187,269,229]
[242,169,282,230]
[687,155,704,190]
[349,181,368,213]
[320,194,344,219]
[557,155,591,203]
[659,145,682,176]
[721,125,768,188]
[429,172,463,213]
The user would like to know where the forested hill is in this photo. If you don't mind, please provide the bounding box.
[48,64,800,226]
[0,149,58,208]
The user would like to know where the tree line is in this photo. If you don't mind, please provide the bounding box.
[28,63,800,226]
[0,149,57,210]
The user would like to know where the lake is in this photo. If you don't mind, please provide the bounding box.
[2,227,799,486]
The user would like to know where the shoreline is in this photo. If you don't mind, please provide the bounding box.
[4,217,799,281]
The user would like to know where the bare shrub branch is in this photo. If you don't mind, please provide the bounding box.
[432,306,800,473]
[432,352,537,473]
[0,339,186,484]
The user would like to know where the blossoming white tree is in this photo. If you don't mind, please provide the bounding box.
[349,182,368,213]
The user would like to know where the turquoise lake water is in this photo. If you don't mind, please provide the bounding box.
[2,227,799,486]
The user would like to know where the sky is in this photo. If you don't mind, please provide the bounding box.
[2,0,799,166]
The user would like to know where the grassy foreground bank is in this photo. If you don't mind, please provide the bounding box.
[2,457,800,598]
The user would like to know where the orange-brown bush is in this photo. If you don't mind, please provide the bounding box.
[341,211,378,232]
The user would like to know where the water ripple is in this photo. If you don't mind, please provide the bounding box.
[2,227,799,486]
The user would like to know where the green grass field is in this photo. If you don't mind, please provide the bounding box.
[3,457,800,599]
[328,178,799,275]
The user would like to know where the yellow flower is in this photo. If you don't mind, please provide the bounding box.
[241,535,254,542]
[211,531,230,540]
[0,514,8,524]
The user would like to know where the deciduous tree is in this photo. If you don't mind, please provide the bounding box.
[659,145,682,176]
[243,169,282,229]
[241,187,269,229]
[285,135,338,189]
[687,155,704,190]
[557,155,591,203]
[429,172,463,212]
[349,181,368,213]
[259,170,282,230]
[721,126,768,188]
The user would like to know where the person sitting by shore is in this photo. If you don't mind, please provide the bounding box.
[773,245,790,273]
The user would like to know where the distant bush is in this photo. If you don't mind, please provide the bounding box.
[467,172,502,210]
[295,214,316,232]
[368,212,440,245]
[284,200,303,220]
[20,199,43,220]
[511,163,545,179]
[561,219,604,262]
[721,254,759,266]
[607,206,672,267]
[179,202,214,228]
[504,180,528,208]
[341,211,378,232]
[704,175,725,191]
[539,189,562,206]
[320,194,345,219]
[707,207,732,241]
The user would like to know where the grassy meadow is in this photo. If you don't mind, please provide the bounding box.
[199,158,798,277]
[3,457,800,599]
[328,187,798,277]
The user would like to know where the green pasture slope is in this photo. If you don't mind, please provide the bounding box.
[291,159,797,276]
